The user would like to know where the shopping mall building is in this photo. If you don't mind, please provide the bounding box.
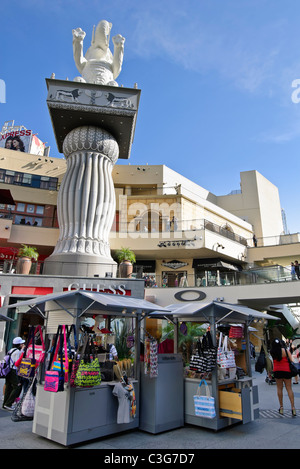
[0,127,299,345]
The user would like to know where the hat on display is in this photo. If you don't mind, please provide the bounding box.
[13,337,25,345]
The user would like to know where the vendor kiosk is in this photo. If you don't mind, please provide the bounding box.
[4,289,169,446]
[149,301,278,431]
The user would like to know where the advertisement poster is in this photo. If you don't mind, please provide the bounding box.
[0,129,45,155]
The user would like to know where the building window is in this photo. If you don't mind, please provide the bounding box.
[16,202,25,212]
[26,204,35,213]
[22,174,32,185]
[36,205,44,215]
[0,168,58,190]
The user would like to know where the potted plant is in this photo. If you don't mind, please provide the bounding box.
[115,247,136,278]
[16,244,39,275]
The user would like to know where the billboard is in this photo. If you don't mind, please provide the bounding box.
[0,125,45,156]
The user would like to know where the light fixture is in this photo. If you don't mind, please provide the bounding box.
[122,308,127,314]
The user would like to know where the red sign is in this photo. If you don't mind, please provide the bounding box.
[11,286,53,295]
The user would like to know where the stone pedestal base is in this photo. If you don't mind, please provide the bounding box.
[43,252,117,277]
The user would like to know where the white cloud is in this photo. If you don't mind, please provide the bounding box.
[130,5,288,94]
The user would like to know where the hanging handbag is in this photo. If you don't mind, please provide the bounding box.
[51,324,70,380]
[190,339,206,373]
[193,379,216,419]
[27,325,45,365]
[74,337,101,388]
[17,326,36,379]
[21,376,36,418]
[202,331,217,372]
[255,345,266,373]
[66,324,78,372]
[70,333,87,388]
[217,334,236,369]
[285,346,298,377]
[44,326,66,393]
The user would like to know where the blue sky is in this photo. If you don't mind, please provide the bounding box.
[1,0,300,233]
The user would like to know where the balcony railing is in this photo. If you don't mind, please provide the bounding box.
[115,218,249,245]
[248,233,300,247]
[141,265,296,288]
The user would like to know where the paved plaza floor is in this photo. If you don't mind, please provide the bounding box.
[1,366,300,451]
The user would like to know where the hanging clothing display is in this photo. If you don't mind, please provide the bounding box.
[112,381,136,424]
[144,337,158,378]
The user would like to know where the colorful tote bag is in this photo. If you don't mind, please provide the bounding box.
[74,358,101,387]
[27,325,45,365]
[193,379,216,419]
[17,326,36,379]
[50,324,70,381]
[44,369,65,393]
[74,337,101,388]
[44,325,67,393]
[17,325,46,379]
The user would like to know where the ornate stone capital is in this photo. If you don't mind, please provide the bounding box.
[62,126,119,164]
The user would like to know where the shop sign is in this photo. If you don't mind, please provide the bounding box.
[174,290,206,302]
[162,260,188,270]
[66,282,130,295]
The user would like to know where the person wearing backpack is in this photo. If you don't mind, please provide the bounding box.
[2,337,25,411]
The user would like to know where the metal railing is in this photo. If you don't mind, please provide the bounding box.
[116,218,249,245]
[140,265,296,288]
[247,233,300,248]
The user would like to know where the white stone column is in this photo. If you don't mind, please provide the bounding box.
[43,126,118,276]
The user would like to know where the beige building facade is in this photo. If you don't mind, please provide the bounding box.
[0,147,299,342]
[0,148,299,278]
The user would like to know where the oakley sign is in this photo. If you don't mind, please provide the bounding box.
[174,290,206,302]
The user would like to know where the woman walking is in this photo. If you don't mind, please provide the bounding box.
[270,338,296,416]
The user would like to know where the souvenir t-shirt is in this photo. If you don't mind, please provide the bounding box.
[112,382,131,424]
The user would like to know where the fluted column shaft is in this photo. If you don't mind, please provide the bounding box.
[43,126,118,276]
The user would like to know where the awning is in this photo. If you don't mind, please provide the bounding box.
[149,301,279,323]
[0,189,15,206]
[1,290,170,318]
[219,261,240,271]
[134,260,156,271]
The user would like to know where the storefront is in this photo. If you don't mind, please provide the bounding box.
[0,273,146,350]
[132,260,157,287]
[193,258,242,287]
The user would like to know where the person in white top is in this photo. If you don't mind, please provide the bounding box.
[2,337,25,411]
